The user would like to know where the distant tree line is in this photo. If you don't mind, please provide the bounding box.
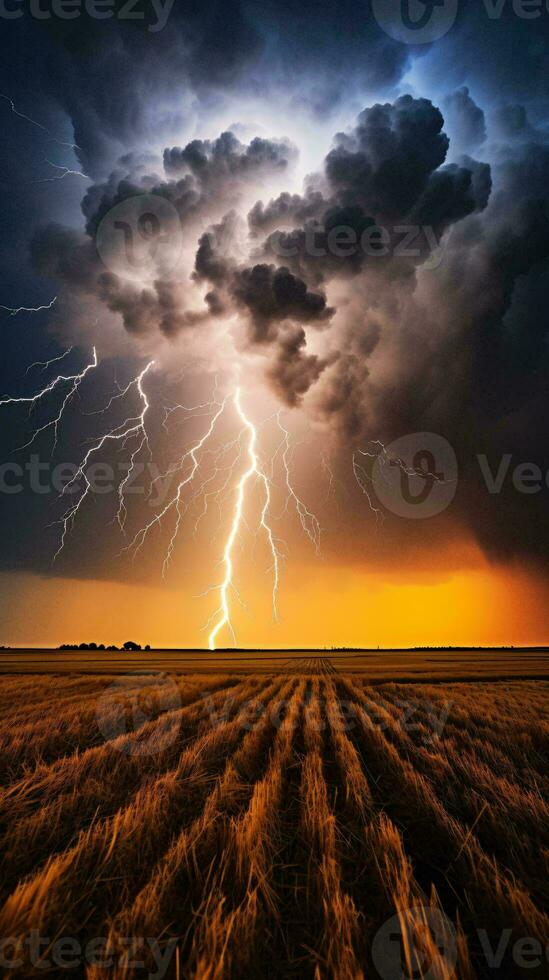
[58,641,151,652]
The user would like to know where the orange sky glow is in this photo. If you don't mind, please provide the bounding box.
[3,547,548,649]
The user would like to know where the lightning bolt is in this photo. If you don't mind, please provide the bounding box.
[353,439,449,522]
[32,160,89,183]
[277,413,321,553]
[0,347,98,451]
[207,387,282,650]
[0,93,80,150]
[0,296,57,317]
[0,337,326,644]
[352,450,385,524]
[124,395,228,569]
[25,346,73,375]
[53,360,155,560]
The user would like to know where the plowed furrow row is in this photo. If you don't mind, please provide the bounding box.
[184,680,305,980]
[0,675,238,783]
[91,679,298,979]
[340,684,548,977]
[0,678,285,967]
[0,678,263,899]
[359,685,548,898]
[323,680,474,979]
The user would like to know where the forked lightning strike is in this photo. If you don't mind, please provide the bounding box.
[124,396,229,575]
[0,345,321,647]
[54,360,155,560]
[207,387,282,650]
[0,296,57,317]
[0,347,98,450]
[33,160,90,183]
[123,384,318,647]
[278,414,321,553]
[0,94,80,149]
[353,439,449,522]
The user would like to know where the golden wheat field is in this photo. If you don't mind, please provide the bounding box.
[0,668,547,979]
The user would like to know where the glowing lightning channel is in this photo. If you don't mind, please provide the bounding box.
[353,439,450,522]
[124,396,229,573]
[207,387,281,650]
[25,346,73,375]
[277,413,321,553]
[0,296,57,317]
[352,450,385,524]
[54,360,155,560]
[0,347,98,451]
[0,94,80,149]
[32,160,89,183]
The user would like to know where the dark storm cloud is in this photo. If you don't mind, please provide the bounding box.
[82,130,293,241]
[248,190,325,236]
[255,98,491,284]
[31,221,208,339]
[230,264,333,338]
[490,104,540,141]
[2,0,549,582]
[313,131,549,567]
[163,132,296,182]
[81,165,200,239]
[17,1,265,179]
[266,325,336,408]
[194,215,334,403]
[408,156,491,230]
[442,88,487,157]
[325,97,450,218]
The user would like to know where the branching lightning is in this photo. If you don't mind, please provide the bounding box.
[25,346,73,375]
[0,347,98,450]
[277,413,321,553]
[32,160,90,183]
[353,439,449,521]
[352,448,385,524]
[0,296,57,317]
[0,343,322,647]
[207,387,282,649]
[0,93,80,149]
[54,360,155,560]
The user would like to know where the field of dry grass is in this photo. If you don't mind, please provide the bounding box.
[0,670,547,978]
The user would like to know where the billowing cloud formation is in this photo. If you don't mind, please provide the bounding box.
[443,87,487,157]
[23,88,549,569]
[163,132,296,182]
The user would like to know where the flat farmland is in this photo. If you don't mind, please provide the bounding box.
[0,663,547,977]
[1,646,548,679]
